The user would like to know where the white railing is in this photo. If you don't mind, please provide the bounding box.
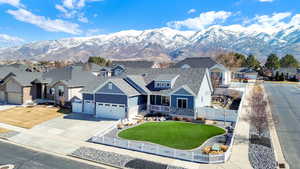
[91,135,226,163]
[149,105,170,112]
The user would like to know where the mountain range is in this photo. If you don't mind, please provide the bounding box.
[1,25,300,62]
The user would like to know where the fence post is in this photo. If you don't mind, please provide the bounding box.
[174,149,176,158]
[156,145,158,155]
[141,143,144,151]
[102,136,104,143]
[192,152,194,162]
[127,140,129,148]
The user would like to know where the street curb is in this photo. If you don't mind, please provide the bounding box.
[0,139,116,169]
[262,85,290,169]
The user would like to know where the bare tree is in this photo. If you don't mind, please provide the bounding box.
[211,72,221,89]
[247,85,278,137]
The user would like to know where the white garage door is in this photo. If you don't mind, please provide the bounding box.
[83,100,95,114]
[96,102,125,120]
[0,91,5,102]
[7,92,22,105]
[72,100,83,113]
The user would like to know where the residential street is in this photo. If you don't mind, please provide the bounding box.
[0,140,104,169]
[264,83,300,169]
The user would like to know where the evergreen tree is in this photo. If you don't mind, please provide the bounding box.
[280,54,299,68]
[88,56,110,66]
[265,53,280,70]
[245,54,260,70]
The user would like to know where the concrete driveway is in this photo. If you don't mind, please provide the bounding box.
[28,113,118,141]
[0,105,16,111]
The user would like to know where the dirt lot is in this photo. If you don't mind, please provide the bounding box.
[0,106,67,129]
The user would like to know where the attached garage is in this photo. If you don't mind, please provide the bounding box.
[72,100,83,113]
[83,100,95,114]
[7,92,22,105]
[95,102,126,119]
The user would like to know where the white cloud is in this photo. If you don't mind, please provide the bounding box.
[187,9,196,14]
[167,11,232,30]
[258,0,274,2]
[56,0,103,23]
[0,0,21,7]
[7,8,81,34]
[0,33,24,46]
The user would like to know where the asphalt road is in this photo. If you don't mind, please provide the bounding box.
[0,140,105,169]
[264,83,300,169]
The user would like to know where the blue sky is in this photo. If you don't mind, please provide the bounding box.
[0,0,300,46]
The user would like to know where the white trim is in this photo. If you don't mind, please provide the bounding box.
[169,85,195,96]
[95,92,127,96]
[176,97,188,109]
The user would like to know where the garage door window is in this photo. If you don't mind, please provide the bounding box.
[105,104,110,106]
[112,105,117,107]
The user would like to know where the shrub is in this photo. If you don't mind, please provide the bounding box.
[220,145,228,152]
[178,117,184,121]
[185,118,193,122]
[196,117,206,121]
[117,124,124,129]
[202,146,211,154]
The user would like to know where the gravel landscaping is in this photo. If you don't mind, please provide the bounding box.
[248,123,277,169]
[0,131,19,139]
[70,147,186,169]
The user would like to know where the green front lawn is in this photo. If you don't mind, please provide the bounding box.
[118,121,226,150]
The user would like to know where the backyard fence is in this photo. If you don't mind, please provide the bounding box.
[90,84,248,164]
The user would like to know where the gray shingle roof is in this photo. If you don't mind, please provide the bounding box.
[124,68,209,95]
[172,57,218,69]
[7,71,42,86]
[82,68,210,96]
[154,74,179,81]
[81,77,140,96]
[39,67,99,87]
[112,60,155,68]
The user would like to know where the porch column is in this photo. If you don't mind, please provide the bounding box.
[147,95,151,113]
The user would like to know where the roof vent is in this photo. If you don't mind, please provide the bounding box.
[142,73,148,77]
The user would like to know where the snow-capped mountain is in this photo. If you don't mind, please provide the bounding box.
[1,26,300,61]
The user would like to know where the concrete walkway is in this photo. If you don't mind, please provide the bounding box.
[0,86,254,169]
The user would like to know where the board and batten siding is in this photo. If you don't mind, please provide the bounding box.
[195,73,212,108]
[6,78,22,93]
[171,88,194,109]
[95,94,127,106]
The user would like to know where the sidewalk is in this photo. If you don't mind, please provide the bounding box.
[0,86,254,169]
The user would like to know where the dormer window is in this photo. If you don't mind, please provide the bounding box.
[108,83,113,89]
[166,83,170,87]
[156,82,160,88]
[161,83,166,87]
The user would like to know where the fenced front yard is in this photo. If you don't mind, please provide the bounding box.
[90,85,247,164]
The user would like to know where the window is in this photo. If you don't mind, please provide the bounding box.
[105,104,110,106]
[156,82,161,88]
[161,83,166,88]
[150,95,155,104]
[112,105,117,107]
[58,86,64,96]
[49,88,55,95]
[108,83,113,90]
[177,98,187,109]
[162,96,170,106]
[166,83,170,87]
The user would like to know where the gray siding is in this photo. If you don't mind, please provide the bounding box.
[96,82,124,94]
[173,88,193,96]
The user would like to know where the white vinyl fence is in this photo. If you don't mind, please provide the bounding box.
[91,85,248,164]
[196,108,238,122]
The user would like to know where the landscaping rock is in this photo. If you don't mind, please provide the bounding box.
[248,124,277,169]
[70,147,187,169]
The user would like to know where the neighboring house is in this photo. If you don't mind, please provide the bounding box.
[70,63,109,76]
[32,66,99,105]
[172,57,231,86]
[231,67,258,82]
[0,71,42,104]
[76,68,213,120]
[273,68,300,81]
[111,60,160,68]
